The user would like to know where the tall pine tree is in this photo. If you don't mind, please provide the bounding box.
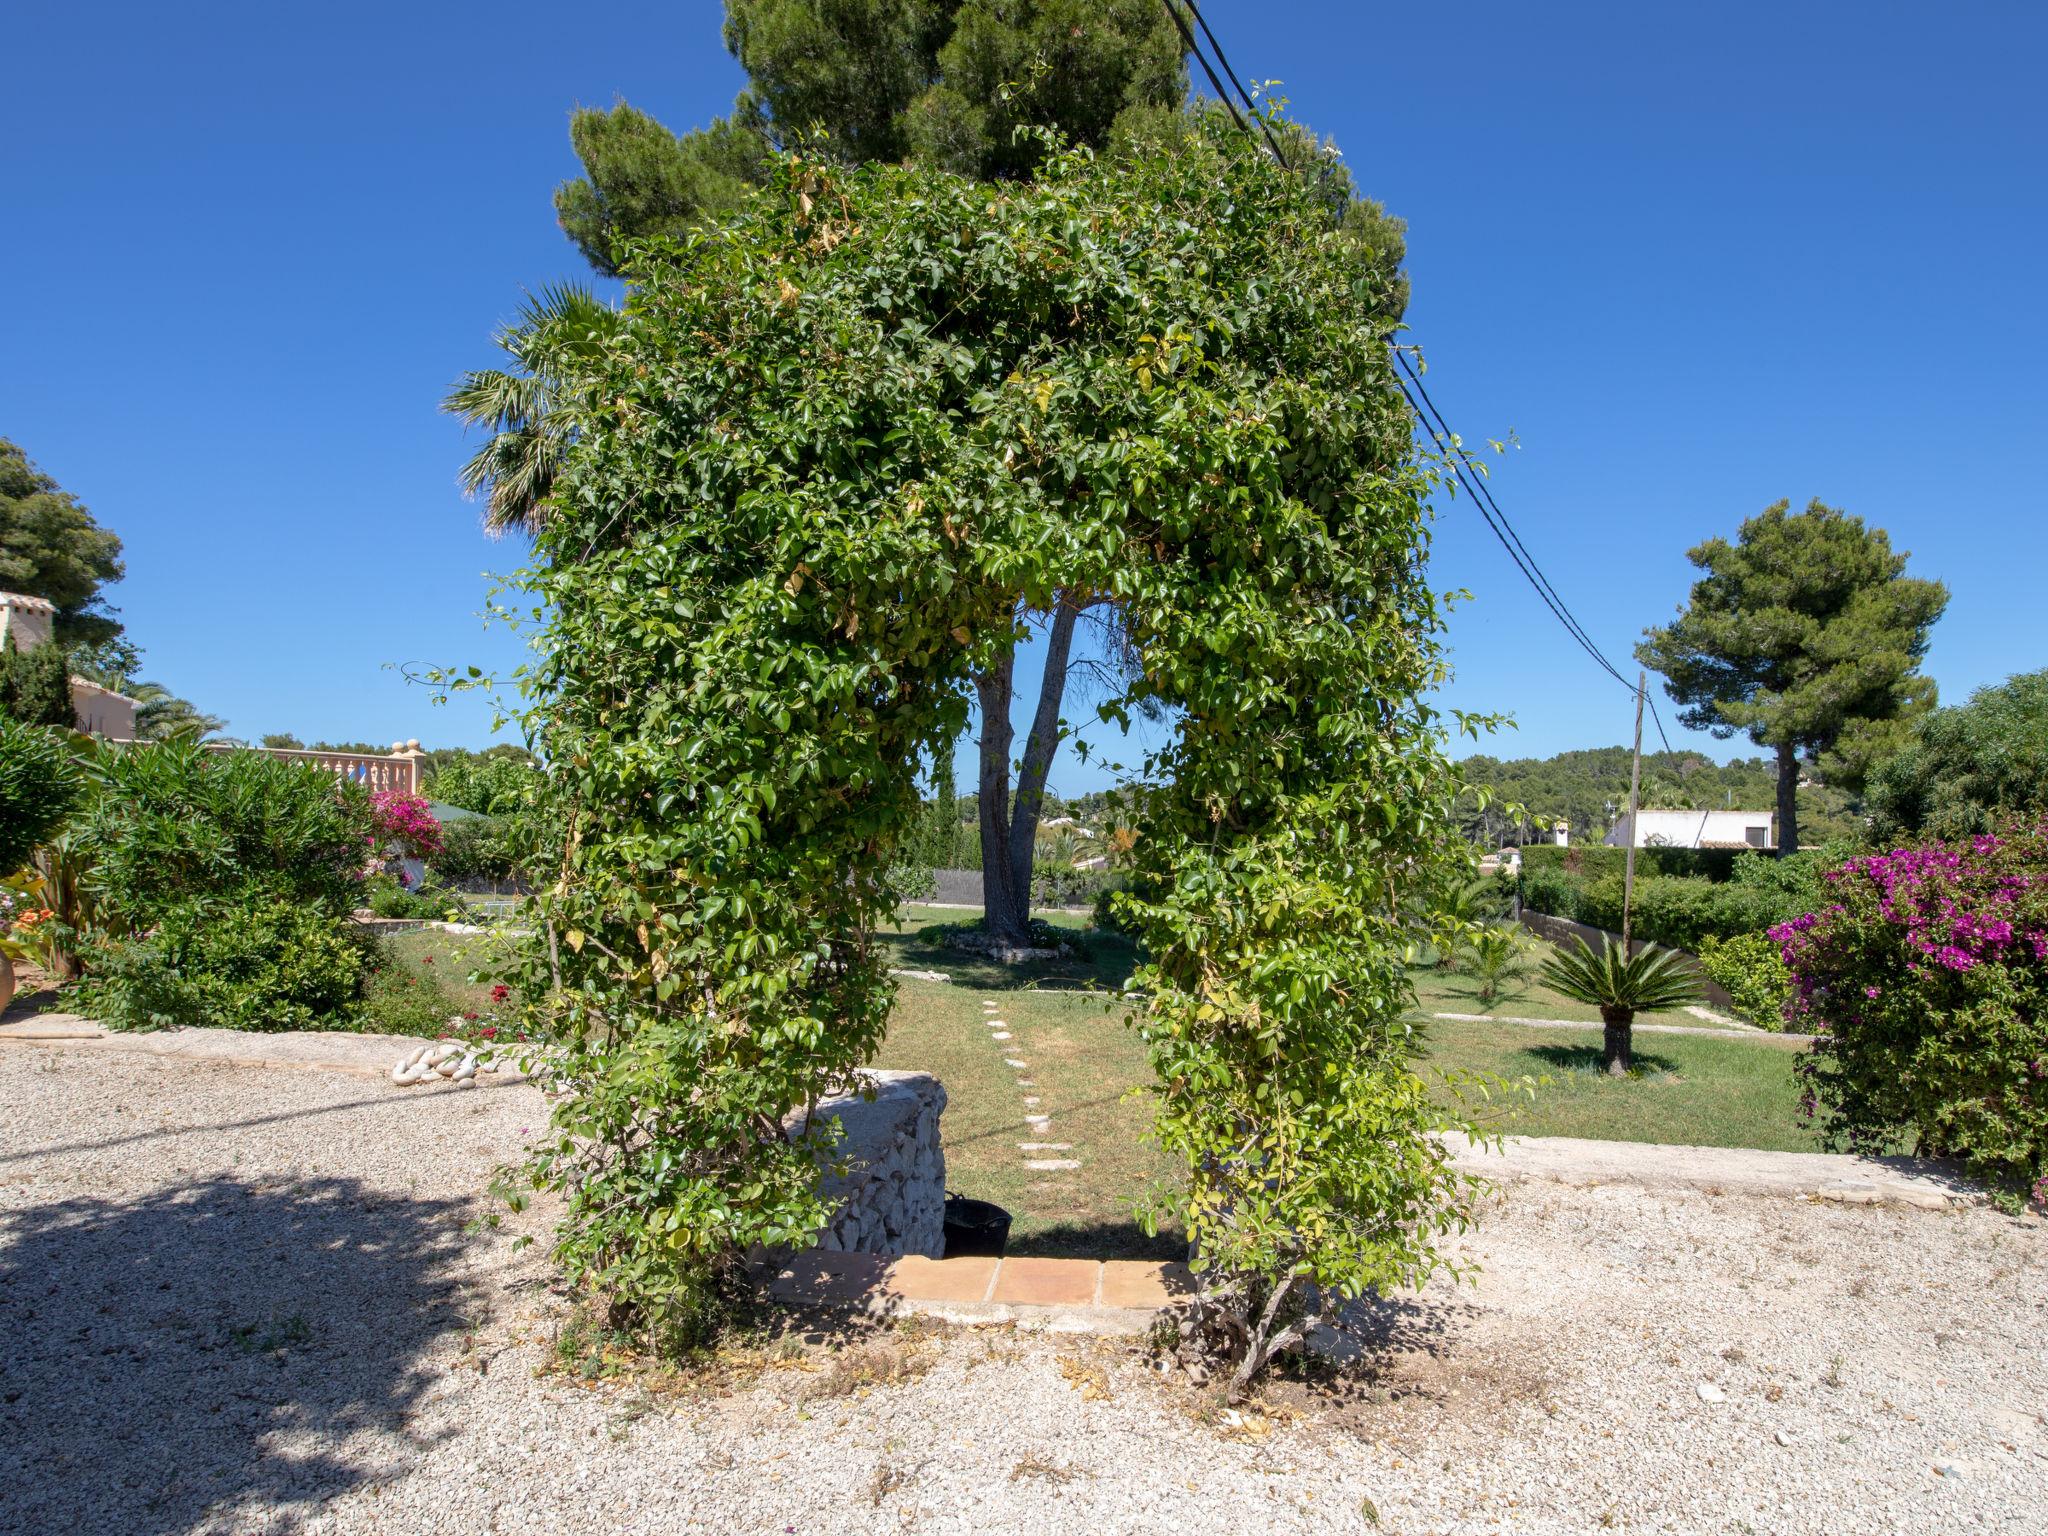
[1637,499,1947,852]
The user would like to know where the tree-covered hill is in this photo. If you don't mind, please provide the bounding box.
[1460,747,1862,849]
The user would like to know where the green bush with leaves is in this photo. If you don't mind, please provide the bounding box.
[1696,930,1795,1029]
[0,714,78,873]
[480,119,1495,1387]
[73,743,377,1031]
[425,815,519,887]
[1781,826,2048,1202]
[0,638,75,728]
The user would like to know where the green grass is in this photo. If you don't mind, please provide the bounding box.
[875,914,1823,1252]
[1418,1016,1816,1151]
[875,904,1138,994]
[369,927,517,1030]
[380,909,1820,1255]
[875,977,1181,1260]
[1406,961,1696,1024]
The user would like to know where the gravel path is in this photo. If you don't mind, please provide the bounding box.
[2,1042,2043,1535]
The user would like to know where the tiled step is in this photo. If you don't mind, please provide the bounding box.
[769,1250,1193,1331]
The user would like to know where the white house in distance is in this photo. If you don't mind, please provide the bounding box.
[0,590,139,738]
[1605,808,1775,851]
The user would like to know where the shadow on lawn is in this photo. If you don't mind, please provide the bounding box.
[874,924,1140,994]
[0,1175,477,1535]
[1522,1043,1683,1077]
[1004,1218,1187,1263]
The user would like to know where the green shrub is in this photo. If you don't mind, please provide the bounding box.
[1520,843,1743,883]
[75,936,189,1031]
[362,942,467,1037]
[1032,864,1121,908]
[82,741,374,916]
[0,639,76,728]
[1696,931,1794,1029]
[1570,875,1792,953]
[78,898,372,1033]
[1782,827,2048,1201]
[426,814,518,886]
[74,743,378,1031]
[0,714,78,872]
[363,875,463,921]
[1517,864,1584,924]
[1520,851,1827,954]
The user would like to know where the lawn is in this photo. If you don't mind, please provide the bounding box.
[874,909,1822,1254]
[379,910,1822,1255]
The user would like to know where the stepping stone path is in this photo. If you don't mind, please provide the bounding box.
[977,999,1080,1182]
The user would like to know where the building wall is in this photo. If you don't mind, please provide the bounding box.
[1605,810,1774,850]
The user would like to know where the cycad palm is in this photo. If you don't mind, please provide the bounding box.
[1539,937,1704,1076]
[443,284,621,536]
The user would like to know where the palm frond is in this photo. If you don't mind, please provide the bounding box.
[1539,937,1704,1014]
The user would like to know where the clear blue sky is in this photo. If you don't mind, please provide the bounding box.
[5,2,2042,792]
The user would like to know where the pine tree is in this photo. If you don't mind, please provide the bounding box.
[1637,500,1947,853]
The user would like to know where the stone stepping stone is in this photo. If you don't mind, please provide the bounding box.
[1004,1058,1028,1068]
[1024,1114,1052,1131]
[991,1031,1012,1040]
[1023,1158,1081,1171]
[1022,1096,1041,1107]
[1017,1142,1072,1151]
[1015,1079,1036,1087]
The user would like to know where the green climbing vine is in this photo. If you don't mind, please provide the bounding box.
[491,114,1496,1374]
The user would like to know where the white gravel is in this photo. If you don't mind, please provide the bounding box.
[2,1040,2044,1535]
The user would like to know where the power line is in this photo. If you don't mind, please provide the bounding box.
[1168,0,1678,760]
[1179,1,1292,165]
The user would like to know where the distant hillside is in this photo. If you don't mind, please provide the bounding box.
[1458,747,1862,848]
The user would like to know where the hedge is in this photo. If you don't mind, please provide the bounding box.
[1519,843,1744,884]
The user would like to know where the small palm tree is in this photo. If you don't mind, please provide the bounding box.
[443,284,622,536]
[1540,937,1704,1076]
[1461,923,1532,1008]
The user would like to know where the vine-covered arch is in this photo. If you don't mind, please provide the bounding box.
[510,118,1486,1382]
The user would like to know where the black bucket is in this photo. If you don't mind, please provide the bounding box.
[942,1194,1011,1259]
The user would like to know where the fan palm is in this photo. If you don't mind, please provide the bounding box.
[1539,937,1705,1076]
[1460,923,1532,1008]
[443,284,622,536]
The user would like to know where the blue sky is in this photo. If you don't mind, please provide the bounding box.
[4,2,2042,793]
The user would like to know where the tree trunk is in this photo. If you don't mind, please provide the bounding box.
[1774,740,1800,855]
[1601,1004,1634,1076]
[974,652,1028,945]
[973,597,1081,946]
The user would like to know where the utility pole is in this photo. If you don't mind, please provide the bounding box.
[1622,670,1645,954]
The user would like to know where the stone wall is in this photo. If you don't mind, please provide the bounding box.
[792,1070,947,1259]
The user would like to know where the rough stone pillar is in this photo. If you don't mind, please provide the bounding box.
[789,1071,947,1258]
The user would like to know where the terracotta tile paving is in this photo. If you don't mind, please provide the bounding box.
[1098,1260,1194,1309]
[771,1251,1194,1319]
[989,1256,1101,1306]
[883,1254,998,1303]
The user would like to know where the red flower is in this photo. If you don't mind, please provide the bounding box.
[491,984,510,1003]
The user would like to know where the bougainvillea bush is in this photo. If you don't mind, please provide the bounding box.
[371,789,445,859]
[1779,823,2048,1202]
[482,116,1498,1381]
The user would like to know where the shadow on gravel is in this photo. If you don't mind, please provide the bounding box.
[0,1175,475,1535]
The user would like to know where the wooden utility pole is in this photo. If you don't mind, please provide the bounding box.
[1622,670,1645,953]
